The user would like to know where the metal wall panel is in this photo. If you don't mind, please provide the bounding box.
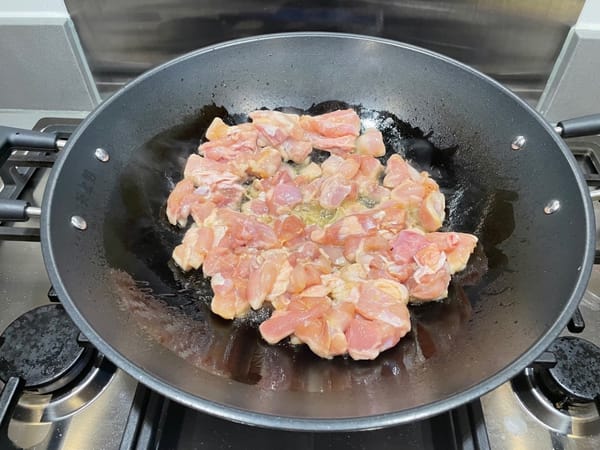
[64,0,584,103]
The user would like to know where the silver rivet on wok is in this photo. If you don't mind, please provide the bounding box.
[544,199,561,215]
[70,215,87,230]
[94,147,109,162]
[511,135,526,150]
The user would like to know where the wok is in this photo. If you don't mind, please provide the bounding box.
[0,33,597,431]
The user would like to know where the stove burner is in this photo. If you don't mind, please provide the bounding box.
[538,337,600,407]
[538,337,600,408]
[0,304,93,394]
[511,336,600,437]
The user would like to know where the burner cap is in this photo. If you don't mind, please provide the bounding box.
[541,337,600,404]
[0,304,91,393]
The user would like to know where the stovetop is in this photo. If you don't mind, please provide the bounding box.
[0,118,599,449]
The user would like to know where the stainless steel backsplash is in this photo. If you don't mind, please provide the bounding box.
[65,0,584,103]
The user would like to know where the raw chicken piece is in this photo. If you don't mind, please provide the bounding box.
[241,198,269,216]
[390,229,429,264]
[311,214,374,246]
[267,182,303,214]
[247,251,288,309]
[287,264,321,294]
[295,162,322,184]
[299,109,361,138]
[308,135,357,155]
[166,179,197,226]
[319,175,355,209]
[183,154,240,188]
[190,201,217,225]
[390,180,425,206]
[213,209,279,251]
[426,232,478,273]
[325,302,355,356]
[407,267,451,301]
[356,155,384,181]
[279,138,313,163]
[204,117,229,140]
[172,225,214,271]
[413,244,447,283]
[199,128,258,162]
[205,117,256,141]
[383,154,420,188]
[259,296,331,344]
[321,155,360,179]
[249,110,312,163]
[247,147,282,178]
[249,110,305,145]
[355,128,386,157]
[419,191,446,232]
[294,317,331,358]
[356,281,410,328]
[211,274,251,319]
[273,215,305,244]
[345,315,409,360]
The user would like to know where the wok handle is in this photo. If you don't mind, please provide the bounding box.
[0,126,62,167]
[0,199,41,222]
[0,377,23,429]
[556,114,600,138]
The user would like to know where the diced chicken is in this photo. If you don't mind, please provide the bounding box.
[321,155,360,179]
[211,274,250,319]
[168,108,479,360]
[426,232,478,273]
[308,135,357,155]
[357,155,384,181]
[247,252,288,309]
[267,182,303,214]
[205,117,230,140]
[259,296,331,344]
[199,128,258,162]
[247,147,282,178]
[390,229,429,264]
[184,154,240,188]
[279,138,313,163]
[190,201,216,225]
[241,198,269,215]
[249,110,305,145]
[273,215,305,244]
[299,109,361,138]
[407,267,451,302]
[319,176,355,209]
[172,225,214,271]
[166,179,197,226]
[390,180,425,206]
[383,154,420,187]
[287,264,322,294]
[355,128,386,157]
[296,162,322,184]
[325,302,355,356]
[346,310,411,360]
[356,281,410,328]
[294,317,331,358]
[419,191,446,231]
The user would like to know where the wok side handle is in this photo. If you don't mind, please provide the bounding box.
[0,126,60,166]
[0,199,41,222]
[0,377,23,431]
[556,114,600,138]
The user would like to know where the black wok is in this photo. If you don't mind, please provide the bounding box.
[0,33,596,431]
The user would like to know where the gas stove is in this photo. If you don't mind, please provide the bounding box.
[0,117,599,449]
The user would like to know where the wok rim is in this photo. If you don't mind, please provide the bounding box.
[40,31,596,431]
